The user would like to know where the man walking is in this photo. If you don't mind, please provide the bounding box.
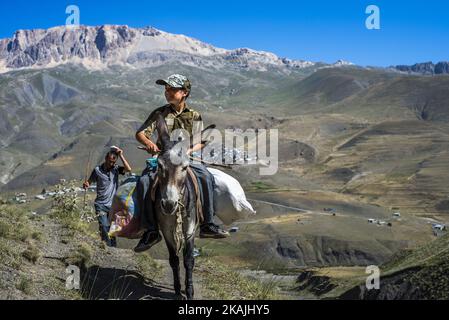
[83,146,132,247]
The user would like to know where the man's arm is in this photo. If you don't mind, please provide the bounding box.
[83,168,96,189]
[115,148,132,173]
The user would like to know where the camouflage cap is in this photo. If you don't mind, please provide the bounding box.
[156,74,191,92]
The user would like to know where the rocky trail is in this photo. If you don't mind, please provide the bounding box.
[0,204,208,300]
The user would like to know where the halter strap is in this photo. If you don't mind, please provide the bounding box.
[150,169,204,224]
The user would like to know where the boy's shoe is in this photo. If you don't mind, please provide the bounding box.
[134,231,162,252]
[199,223,230,239]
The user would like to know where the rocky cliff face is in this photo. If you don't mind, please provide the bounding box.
[0,25,316,73]
[435,61,449,74]
[394,61,449,75]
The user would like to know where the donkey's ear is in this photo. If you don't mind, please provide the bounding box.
[201,124,216,143]
[155,112,170,147]
[202,124,216,134]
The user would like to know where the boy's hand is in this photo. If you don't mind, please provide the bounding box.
[144,142,161,154]
[83,181,90,190]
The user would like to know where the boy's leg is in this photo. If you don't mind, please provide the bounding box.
[189,162,229,238]
[134,169,162,252]
[136,169,158,231]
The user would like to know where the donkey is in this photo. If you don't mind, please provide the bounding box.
[151,113,214,300]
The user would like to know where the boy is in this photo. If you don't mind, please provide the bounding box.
[134,74,229,253]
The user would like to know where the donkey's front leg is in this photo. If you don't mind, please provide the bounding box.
[183,237,195,300]
[167,246,182,297]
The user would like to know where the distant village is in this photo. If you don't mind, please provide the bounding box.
[366,212,446,237]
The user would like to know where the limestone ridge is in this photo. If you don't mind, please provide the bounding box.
[0,25,318,73]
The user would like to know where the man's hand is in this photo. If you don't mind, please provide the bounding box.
[111,146,123,156]
[115,147,123,156]
[83,181,90,190]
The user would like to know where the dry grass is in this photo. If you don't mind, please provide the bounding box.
[0,238,22,269]
[49,181,95,238]
[16,275,34,295]
[0,205,33,242]
[0,204,42,270]
[134,253,164,282]
[65,243,93,268]
[22,244,41,264]
[196,257,280,300]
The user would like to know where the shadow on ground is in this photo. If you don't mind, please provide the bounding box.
[80,265,178,300]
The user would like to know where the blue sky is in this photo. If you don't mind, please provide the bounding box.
[0,0,448,66]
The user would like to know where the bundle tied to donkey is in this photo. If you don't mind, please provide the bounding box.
[108,157,256,239]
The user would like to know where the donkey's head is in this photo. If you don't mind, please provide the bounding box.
[155,112,215,216]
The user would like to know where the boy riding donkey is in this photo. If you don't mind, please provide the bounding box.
[134,74,229,253]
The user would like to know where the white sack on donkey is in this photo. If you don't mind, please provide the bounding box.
[207,167,256,225]
[109,167,256,238]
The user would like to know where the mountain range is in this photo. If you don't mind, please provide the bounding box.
[1,24,447,76]
[0,25,330,74]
